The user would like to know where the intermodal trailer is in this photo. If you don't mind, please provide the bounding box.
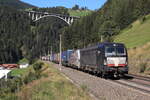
[50,54,55,62]
[68,50,80,68]
[80,42,128,77]
[53,53,60,64]
[61,50,73,66]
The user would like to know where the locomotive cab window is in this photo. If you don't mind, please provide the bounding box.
[116,47,126,56]
[105,46,126,56]
[105,47,115,56]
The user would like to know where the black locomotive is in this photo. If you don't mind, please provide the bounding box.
[80,42,128,78]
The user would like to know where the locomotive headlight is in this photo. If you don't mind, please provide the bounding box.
[104,60,107,65]
[125,61,128,65]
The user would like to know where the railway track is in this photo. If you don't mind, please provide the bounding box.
[127,74,150,81]
[47,62,150,100]
[111,74,150,96]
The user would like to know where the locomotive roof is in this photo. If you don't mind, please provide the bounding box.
[81,42,125,51]
[98,42,125,47]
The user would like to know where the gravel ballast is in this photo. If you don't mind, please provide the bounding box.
[49,62,150,100]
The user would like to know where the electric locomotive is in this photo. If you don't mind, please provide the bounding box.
[80,42,128,78]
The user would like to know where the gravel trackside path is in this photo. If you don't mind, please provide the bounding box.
[49,62,150,100]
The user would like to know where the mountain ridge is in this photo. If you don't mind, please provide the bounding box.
[0,0,36,9]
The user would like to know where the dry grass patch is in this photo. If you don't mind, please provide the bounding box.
[128,42,150,76]
[18,62,93,100]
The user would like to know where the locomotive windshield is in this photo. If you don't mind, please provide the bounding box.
[105,47,126,56]
[116,47,125,55]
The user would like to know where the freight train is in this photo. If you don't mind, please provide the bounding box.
[50,42,128,78]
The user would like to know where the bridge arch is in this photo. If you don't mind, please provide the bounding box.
[34,15,73,25]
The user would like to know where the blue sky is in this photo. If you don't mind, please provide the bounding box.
[21,0,107,10]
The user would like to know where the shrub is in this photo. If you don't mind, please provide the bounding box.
[139,62,147,73]
[139,16,146,24]
[18,58,29,64]
[81,84,88,91]
[0,61,45,99]
[33,62,44,71]
[0,77,22,98]
[146,67,150,71]
[23,72,39,84]
[2,94,18,100]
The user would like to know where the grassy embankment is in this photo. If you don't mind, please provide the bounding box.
[115,15,150,48]
[115,15,150,75]
[10,67,31,77]
[16,62,92,100]
[10,58,30,77]
[69,9,92,17]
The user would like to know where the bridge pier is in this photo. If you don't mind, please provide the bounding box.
[36,14,38,20]
[71,17,74,24]
[67,17,70,24]
[39,14,42,19]
[31,13,34,20]
[28,12,31,17]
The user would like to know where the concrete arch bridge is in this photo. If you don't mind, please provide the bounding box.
[26,11,80,25]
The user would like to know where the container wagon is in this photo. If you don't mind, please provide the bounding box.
[50,54,54,62]
[53,53,60,64]
[61,50,73,66]
[68,50,80,69]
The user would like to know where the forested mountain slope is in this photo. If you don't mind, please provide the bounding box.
[0,6,69,64]
[62,0,150,50]
[0,0,35,9]
[0,6,32,63]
